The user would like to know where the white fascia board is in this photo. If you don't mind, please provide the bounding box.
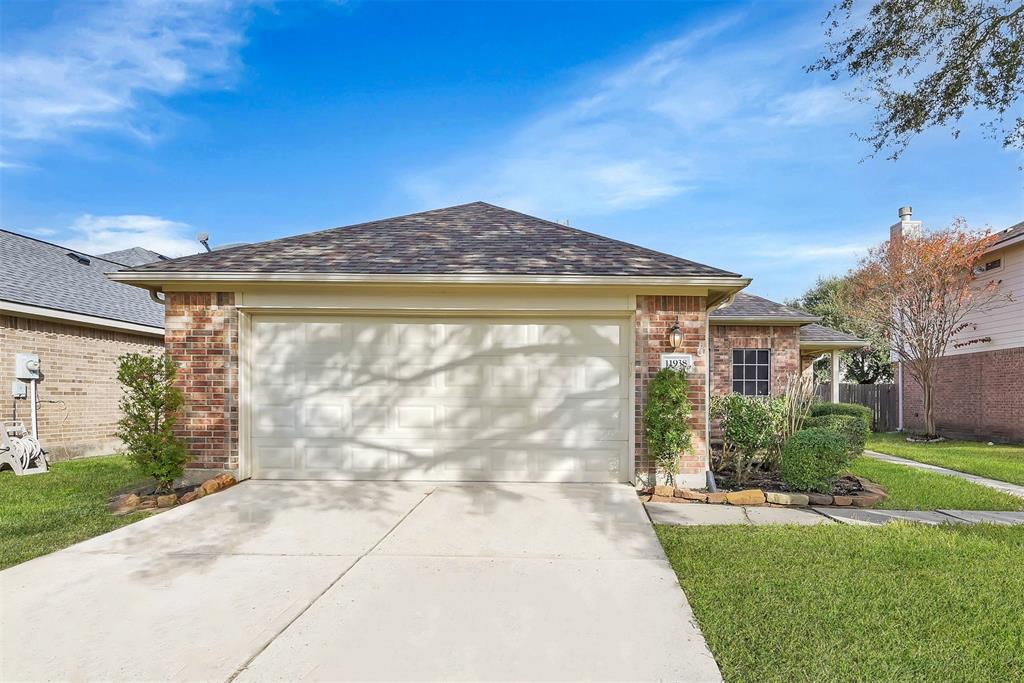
[107,271,753,288]
[710,315,822,325]
[0,300,164,337]
[799,340,869,351]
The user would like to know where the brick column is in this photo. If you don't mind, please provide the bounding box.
[164,292,239,476]
[635,295,708,487]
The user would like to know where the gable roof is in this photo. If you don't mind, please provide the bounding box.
[799,323,868,348]
[98,246,169,267]
[710,292,819,323]
[992,220,1024,248]
[0,230,165,330]
[125,202,742,279]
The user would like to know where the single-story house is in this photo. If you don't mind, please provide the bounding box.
[110,202,864,486]
[0,230,166,458]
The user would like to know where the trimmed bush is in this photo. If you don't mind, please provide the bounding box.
[781,428,848,494]
[804,414,868,458]
[810,401,874,430]
[643,368,693,484]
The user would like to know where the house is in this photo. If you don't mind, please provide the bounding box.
[892,212,1024,442]
[0,230,166,458]
[109,202,864,486]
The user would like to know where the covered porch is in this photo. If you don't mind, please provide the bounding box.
[799,323,870,402]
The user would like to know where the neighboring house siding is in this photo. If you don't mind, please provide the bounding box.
[902,348,1024,443]
[164,292,240,475]
[0,314,162,458]
[635,296,708,484]
[947,241,1023,355]
[708,325,801,398]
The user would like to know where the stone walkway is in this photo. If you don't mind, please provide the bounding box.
[646,502,1024,527]
[865,450,1024,499]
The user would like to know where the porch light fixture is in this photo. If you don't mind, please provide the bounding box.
[669,323,683,350]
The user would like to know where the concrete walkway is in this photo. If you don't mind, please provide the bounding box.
[1,481,721,682]
[646,502,1024,527]
[865,450,1024,499]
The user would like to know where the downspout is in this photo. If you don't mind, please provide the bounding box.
[703,293,736,491]
[897,361,904,432]
[148,288,166,305]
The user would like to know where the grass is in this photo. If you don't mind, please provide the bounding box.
[868,432,1024,486]
[849,456,1024,511]
[0,455,150,570]
[656,523,1024,683]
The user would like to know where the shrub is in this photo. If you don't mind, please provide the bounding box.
[643,368,693,485]
[711,394,786,484]
[804,414,868,459]
[116,352,188,492]
[781,428,848,493]
[810,401,874,430]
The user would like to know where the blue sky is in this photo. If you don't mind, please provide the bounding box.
[2,0,1021,302]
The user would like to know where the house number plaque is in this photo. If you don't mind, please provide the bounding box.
[660,353,695,372]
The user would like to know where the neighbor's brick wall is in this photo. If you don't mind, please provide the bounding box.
[0,314,162,458]
[708,325,801,398]
[164,292,239,473]
[902,348,1024,443]
[635,296,708,483]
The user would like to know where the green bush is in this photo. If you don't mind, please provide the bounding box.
[810,401,874,430]
[116,352,188,492]
[804,414,868,458]
[643,368,693,484]
[710,394,786,484]
[781,428,848,493]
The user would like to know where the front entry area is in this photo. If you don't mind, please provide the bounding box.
[247,314,631,482]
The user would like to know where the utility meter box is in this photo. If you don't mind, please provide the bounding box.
[11,380,28,399]
[15,353,41,380]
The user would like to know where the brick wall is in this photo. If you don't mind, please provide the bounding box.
[0,314,162,458]
[708,325,801,398]
[902,348,1024,443]
[164,292,240,474]
[635,295,708,486]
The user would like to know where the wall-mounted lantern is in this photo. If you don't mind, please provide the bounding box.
[669,323,683,350]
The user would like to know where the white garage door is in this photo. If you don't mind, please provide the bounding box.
[248,315,630,482]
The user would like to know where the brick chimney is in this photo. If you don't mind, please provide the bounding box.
[890,205,923,243]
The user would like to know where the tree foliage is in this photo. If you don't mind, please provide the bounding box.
[787,274,893,383]
[643,368,694,485]
[849,220,1009,436]
[810,0,1024,158]
[116,352,188,491]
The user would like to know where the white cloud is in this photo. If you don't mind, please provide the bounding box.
[404,13,862,217]
[63,214,201,257]
[0,1,252,146]
[755,242,868,262]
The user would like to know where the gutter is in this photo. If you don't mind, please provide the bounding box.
[711,315,822,325]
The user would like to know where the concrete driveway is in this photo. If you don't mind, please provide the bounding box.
[1,481,720,682]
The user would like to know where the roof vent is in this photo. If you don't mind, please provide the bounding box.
[66,252,91,265]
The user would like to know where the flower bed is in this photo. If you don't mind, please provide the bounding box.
[107,473,236,515]
[641,475,887,508]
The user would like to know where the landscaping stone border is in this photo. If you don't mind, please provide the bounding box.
[108,473,237,516]
[643,476,887,508]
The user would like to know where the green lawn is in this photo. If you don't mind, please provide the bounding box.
[868,432,1024,486]
[656,523,1024,683]
[849,456,1024,511]
[1,455,150,570]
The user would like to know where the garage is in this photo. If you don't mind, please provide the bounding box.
[248,314,631,482]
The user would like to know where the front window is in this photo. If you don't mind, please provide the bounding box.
[732,349,770,396]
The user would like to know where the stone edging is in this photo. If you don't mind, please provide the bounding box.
[108,473,237,515]
[644,476,888,508]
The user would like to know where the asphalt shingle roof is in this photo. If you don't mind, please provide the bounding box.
[98,246,169,267]
[993,220,1023,246]
[799,323,867,346]
[128,202,741,278]
[0,230,165,329]
[709,292,819,321]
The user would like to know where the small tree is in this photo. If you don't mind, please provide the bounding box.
[643,368,694,485]
[850,220,1009,437]
[116,352,188,492]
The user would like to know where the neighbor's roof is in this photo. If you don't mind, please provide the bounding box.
[0,230,165,329]
[992,220,1024,247]
[799,323,868,347]
[125,202,742,278]
[710,292,820,322]
[98,246,169,267]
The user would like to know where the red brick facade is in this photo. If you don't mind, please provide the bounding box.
[901,348,1024,443]
[164,292,240,474]
[0,315,162,458]
[634,295,708,485]
[708,325,801,398]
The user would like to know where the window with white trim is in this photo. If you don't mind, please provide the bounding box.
[732,349,770,396]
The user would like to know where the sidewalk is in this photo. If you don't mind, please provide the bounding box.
[865,450,1024,499]
[646,502,1024,527]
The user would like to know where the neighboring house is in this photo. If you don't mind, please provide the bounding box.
[110,202,864,486]
[892,213,1024,442]
[0,230,166,458]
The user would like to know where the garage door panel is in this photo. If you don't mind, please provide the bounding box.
[249,316,630,482]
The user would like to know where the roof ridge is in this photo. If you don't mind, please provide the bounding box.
[0,228,133,269]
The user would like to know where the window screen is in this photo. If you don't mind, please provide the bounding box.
[731,349,770,396]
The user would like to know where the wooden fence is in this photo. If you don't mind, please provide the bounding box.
[815,383,899,432]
